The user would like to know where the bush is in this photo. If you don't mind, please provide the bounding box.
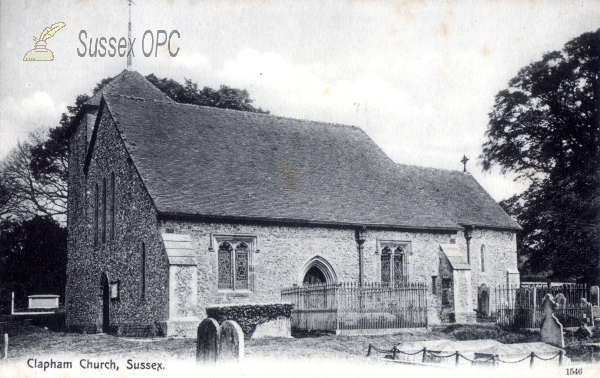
[206,303,292,340]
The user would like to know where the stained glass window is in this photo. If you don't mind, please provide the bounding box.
[394,247,404,285]
[218,242,233,290]
[235,243,249,290]
[381,247,391,284]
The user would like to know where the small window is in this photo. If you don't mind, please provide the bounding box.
[141,242,147,298]
[481,245,485,272]
[110,172,115,241]
[432,276,437,295]
[102,177,107,244]
[94,183,99,246]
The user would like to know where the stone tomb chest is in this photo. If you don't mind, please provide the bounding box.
[28,295,60,309]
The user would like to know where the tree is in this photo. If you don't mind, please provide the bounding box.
[0,75,268,225]
[0,134,68,222]
[0,216,67,312]
[482,29,600,284]
[145,74,269,113]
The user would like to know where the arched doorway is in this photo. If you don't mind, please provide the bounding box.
[100,273,110,333]
[298,256,337,286]
[303,266,327,285]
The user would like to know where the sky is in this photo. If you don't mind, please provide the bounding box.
[0,0,599,202]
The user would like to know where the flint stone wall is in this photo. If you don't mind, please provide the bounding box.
[66,109,169,336]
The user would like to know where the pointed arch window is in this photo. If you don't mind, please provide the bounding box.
[381,247,392,284]
[101,177,107,244]
[393,247,405,285]
[218,242,233,290]
[94,183,99,246]
[110,172,115,241]
[379,241,410,285]
[214,236,256,292]
[141,242,147,298]
[235,243,249,290]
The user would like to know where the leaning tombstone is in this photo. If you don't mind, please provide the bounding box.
[196,318,220,365]
[580,298,591,308]
[219,320,244,363]
[540,294,565,348]
[555,293,567,309]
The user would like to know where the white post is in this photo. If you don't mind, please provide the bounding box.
[3,333,7,359]
[10,292,14,315]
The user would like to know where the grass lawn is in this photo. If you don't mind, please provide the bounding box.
[1,322,599,378]
[1,323,542,362]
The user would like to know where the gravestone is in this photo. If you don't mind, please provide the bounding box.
[555,293,567,308]
[540,294,564,348]
[196,318,220,364]
[591,286,599,306]
[592,305,600,321]
[581,298,591,308]
[219,320,244,363]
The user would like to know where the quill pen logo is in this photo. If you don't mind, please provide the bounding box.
[23,22,66,61]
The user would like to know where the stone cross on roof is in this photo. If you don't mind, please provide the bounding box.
[461,155,469,173]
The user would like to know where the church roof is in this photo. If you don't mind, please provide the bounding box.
[396,165,521,230]
[85,71,520,231]
[100,93,460,230]
[86,70,173,106]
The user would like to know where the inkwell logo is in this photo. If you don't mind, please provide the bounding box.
[23,22,66,61]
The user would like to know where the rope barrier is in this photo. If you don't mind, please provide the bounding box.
[496,355,531,364]
[457,353,481,364]
[368,344,565,367]
[394,347,428,356]
[532,352,561,361]
[425,351,458,358]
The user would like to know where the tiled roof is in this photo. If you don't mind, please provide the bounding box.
[102,94,460,230]
[86,70,173,106]
[397,165,521,230]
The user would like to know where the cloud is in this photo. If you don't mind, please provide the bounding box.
[0,91,66,158]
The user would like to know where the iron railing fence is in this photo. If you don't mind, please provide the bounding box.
[281,281,428,331]
[493,284,592,328]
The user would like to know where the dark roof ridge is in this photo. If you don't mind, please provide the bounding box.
[103,93,174,104]
[105,92,364,133]
[396,162,464,174]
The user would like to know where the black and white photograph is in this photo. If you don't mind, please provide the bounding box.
[0,1,599,377]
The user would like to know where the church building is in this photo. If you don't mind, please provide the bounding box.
[66,70,521,337]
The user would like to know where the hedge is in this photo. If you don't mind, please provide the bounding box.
[206,303,293,339]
